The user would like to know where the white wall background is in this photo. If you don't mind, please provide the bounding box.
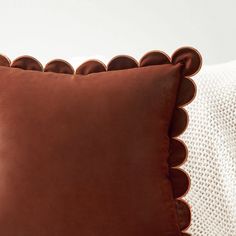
[0,0,236,66]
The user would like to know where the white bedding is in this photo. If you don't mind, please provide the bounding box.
[182,61,236,236]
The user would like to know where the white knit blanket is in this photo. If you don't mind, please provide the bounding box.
[182,61,236,236]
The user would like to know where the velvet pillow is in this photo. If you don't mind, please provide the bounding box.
[0,47,201,236]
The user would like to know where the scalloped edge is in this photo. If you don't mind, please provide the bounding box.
[0,47,202,76]
[170,107,189,138]
[0,54,11,67]
[107,55,139,71]
[11,55,44,71]
[0,47,201,234]
[177,77,197,107]
[76,59,107,75]
[139,50,171,67]
[169,138,188,168]
[176,199,192,231]
[171,46,202,76]
[44,59,74,74]
[170,167,191,199]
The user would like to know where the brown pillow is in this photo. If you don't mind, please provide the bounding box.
[0,47,201,236]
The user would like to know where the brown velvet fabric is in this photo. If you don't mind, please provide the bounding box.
[0,46,203,236]
[0,63,183,236]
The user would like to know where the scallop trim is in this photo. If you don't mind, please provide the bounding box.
[107,55,138,71]
[0,47,202,234]
[44,59,74,74]
[168,47,201,233]
[11,56,43,71]
[0,54,11,67]
[139,50,171,66]
[176,199,192,231]
[76,60,106,75]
